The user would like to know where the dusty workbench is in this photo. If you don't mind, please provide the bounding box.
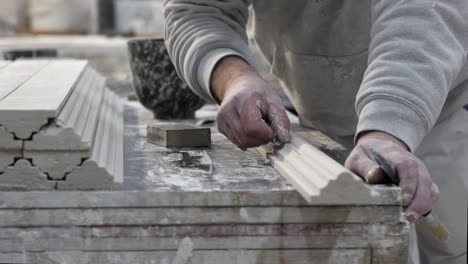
[0,101,408,264]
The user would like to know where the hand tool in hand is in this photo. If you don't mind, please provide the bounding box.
[271,130,283,146]
[370,148,449,241]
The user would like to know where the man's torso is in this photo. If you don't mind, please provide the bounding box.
[250,0,468,138]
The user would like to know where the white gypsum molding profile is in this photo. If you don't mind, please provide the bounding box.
[257,135,397,205]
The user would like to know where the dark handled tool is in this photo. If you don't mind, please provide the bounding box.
[369,148,449,241]
[369,148,399,184]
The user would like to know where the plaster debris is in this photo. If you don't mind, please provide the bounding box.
[172,237,194,264]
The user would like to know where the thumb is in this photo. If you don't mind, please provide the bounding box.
[345,147,387,184]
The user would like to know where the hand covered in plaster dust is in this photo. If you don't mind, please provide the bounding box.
[345,131,439,223]
[211,56,291,150]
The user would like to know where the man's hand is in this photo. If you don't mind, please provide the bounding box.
[345,131,439,223]
[211,56,290,150]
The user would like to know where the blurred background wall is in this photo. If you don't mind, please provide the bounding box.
[0,0,285,105]
[0,0,165,36]
[0,0,167,79]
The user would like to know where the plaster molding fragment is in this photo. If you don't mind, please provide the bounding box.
[172,237,194,264]
[257,135,398,204]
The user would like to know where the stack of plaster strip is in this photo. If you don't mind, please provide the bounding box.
[0,59,123,190]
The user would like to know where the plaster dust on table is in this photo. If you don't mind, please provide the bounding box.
[123,102,291,192]
[146,172,205,191]
[144,150,214,190]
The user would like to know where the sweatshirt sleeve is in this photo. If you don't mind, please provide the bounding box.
[163,0,255,102]
[356,0,468,151]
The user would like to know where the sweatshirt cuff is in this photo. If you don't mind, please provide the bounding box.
[355,99,429,152]
[197,48,246,103]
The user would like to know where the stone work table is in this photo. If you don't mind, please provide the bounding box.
[0,102,408,264]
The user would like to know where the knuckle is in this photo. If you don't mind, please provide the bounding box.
[399,159,418,170]
[348,152,361,164]
[344,152,362,172]
[397,160,419,181]
[343,157,353,169]
[344,157,357,171]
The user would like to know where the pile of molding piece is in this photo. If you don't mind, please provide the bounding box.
[0,59,123,190]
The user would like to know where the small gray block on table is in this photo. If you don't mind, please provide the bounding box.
[147,123,211,148]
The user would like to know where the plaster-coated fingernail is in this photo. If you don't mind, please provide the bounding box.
[405,211,420,224]
[406,215,416,223]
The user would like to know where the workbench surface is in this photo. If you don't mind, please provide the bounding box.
[0,101,400,208]
[124,102,291,192]
[0,101,408,264]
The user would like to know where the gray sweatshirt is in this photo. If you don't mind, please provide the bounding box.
[164,0,468,151]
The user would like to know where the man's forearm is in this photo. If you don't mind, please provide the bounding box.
[211,56,259,102]
[164,0,255,102]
